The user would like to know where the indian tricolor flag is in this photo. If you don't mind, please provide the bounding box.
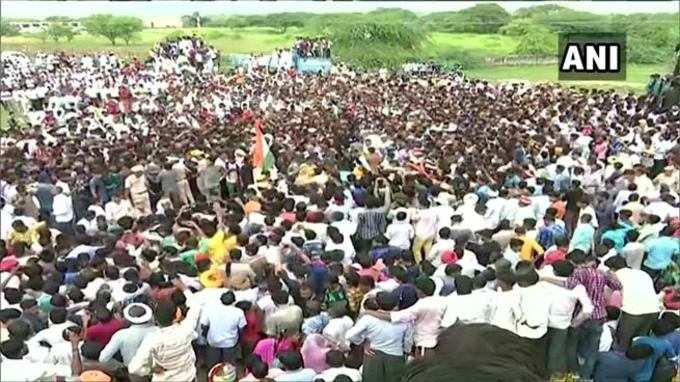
[252,119,275,173]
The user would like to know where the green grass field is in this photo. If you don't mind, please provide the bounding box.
[466,63,668,92]
[428,32,517,58]
[0,27,296,57]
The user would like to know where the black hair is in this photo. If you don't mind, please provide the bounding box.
[0,338,25,359]
[154,300,178,327]
[81,340,104,361]
[6,319,30,340]
[326,350,346,368]
[50,307,67,324]
[376,291,398,311]
[414,276,435,296]
[271,289,290,305]
[278,350,304,371]
[220,291,236,305]
[604,256,627,271]
[552,260,574,278]
[454,275,473,295]
[2,288,22,305]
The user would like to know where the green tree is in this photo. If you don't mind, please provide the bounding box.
[45,16,72,23]
[328,21,429,69]
[83,14,143,46]
[512,26,556,57]
[46,23,75,42]
[500,18,541,36]
[181,12,210,28]
[0,18,20,37]
[425,4,510,34]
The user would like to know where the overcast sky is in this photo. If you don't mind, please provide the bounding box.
[2,1,678,19]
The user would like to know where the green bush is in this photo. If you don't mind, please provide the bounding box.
[435,47,485,69]
[512,26,556,57]
[425,4,510,34]
[0,18,20,37]
[500,19,541,36]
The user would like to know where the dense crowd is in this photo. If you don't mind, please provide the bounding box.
[0,35,680,382]
[293,37,331,59]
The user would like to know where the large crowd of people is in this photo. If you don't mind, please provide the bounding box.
[0,34,679,382]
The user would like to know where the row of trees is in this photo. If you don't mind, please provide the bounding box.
[1,15,144,45]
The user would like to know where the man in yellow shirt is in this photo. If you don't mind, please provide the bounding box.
[7,220,45,246]
[515,226,544,261]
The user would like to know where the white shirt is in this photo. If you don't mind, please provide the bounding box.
[490,289,522,334]
[0,359,71,382]
[314,366,362,382]
[51,193,73,223]
[616,268,662,315]
[105,199,135,222]
[385,221,414,250]
[414,208,439,239]
[426,238,455,265]
[392,295,447,348]
[322,316,354,349]
[442,290,492,328]
[199,303,246,348]
[516,283,551,339]
[545,283,593,329]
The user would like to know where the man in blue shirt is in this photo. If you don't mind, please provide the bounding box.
[643,231,680,273]
[346,291,413,382]
[631,331,676,382]
[593,343,652,382]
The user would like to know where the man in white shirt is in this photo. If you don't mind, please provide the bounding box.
[105,193,135,223]
[384,211,414,251]
[605,256,661,350]
[442,275,493,327]
[366,277,446,356]
[51,186,73,234]
[199,291,247,368]
[314,350,361,381]
[543,260,593,377]
[515,265,551,339]
[426,227,455,266]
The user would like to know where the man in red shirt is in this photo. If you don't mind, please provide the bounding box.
[84,307,126,347]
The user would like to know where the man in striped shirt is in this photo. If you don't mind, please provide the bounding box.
[354,182,391,256]
[129,279,202,382]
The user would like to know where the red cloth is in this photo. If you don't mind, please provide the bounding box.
[106,100,120,115]
[242,309,264,344]
[115,232,145,250]
[441,250,459,265]
[543,247,568,266]
[85,319,125,346]
[664,288,680,310]
[151,286,178,303]
[280,212,297,223]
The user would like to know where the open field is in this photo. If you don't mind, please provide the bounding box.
[0,27,297,56]
[466,63,669,93]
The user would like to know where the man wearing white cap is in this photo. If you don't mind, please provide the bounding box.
[125,164,152,216]
[99,303,157,366]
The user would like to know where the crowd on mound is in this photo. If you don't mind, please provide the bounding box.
[0,35,679,382]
